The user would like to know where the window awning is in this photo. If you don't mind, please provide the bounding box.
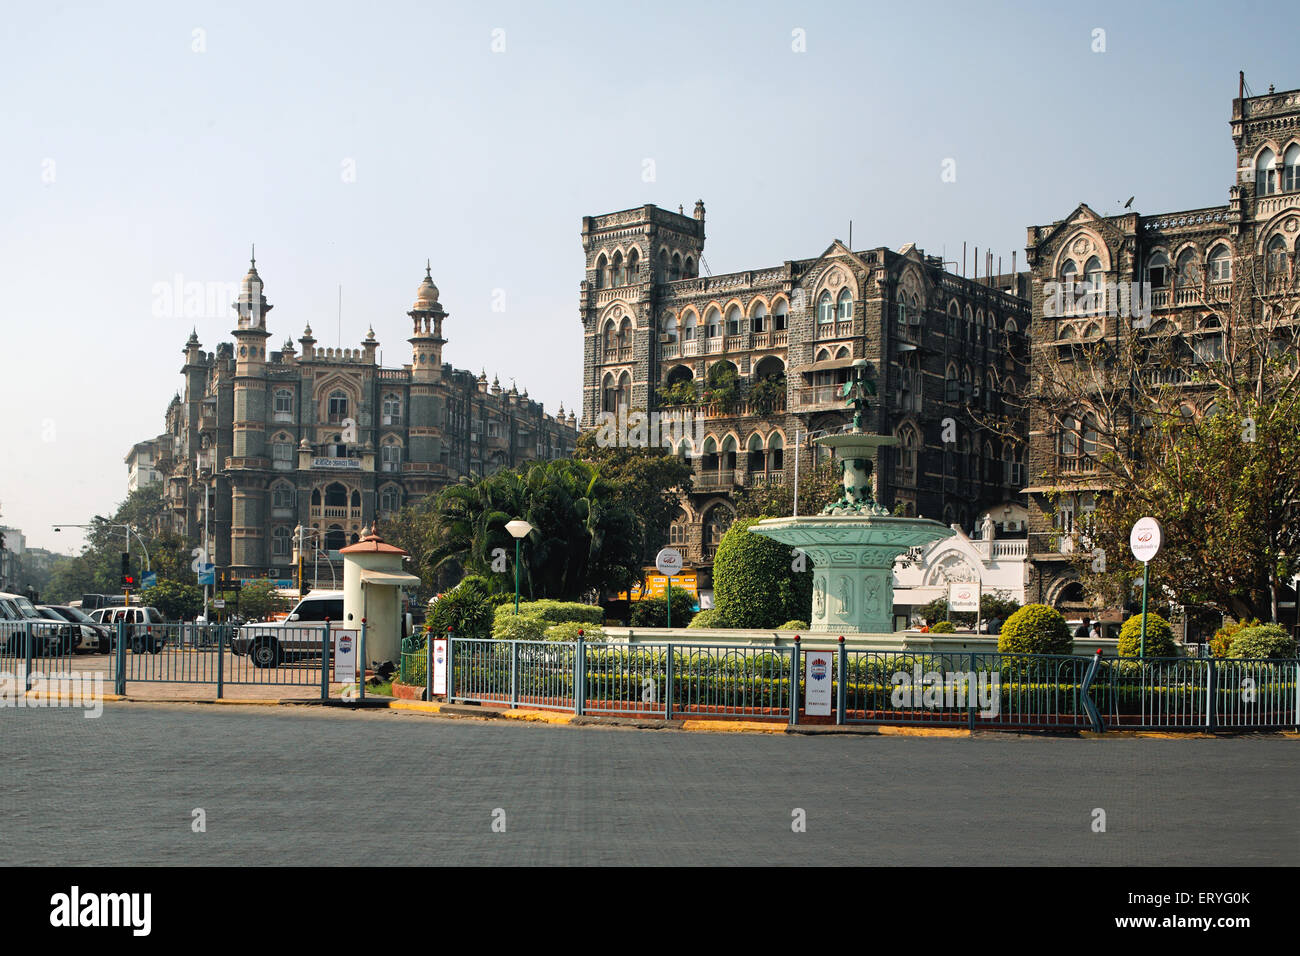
[359,569,423,588]
[803,357,855,373]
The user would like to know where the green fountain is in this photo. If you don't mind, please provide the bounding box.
[751,360,953,634]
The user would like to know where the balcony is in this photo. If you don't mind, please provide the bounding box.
[795,384,845,409]
[744,469,785,487]
[704,336,723,354]
[751,329,788,350]
[311,506,363,521]
[660,341,680,359]
[681,339,701,357]
[695,469,737,490]
[725,333,748,352]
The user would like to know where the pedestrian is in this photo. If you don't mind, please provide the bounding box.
[1074,616,1092,639]
[1088,621,1100,639]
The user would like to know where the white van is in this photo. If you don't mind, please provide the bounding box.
[233,591,344,667]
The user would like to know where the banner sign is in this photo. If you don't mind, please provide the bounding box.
[804,650,833,716]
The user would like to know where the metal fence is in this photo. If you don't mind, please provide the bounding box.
[396,636,1300,732]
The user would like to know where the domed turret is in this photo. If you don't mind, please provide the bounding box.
[233,247,272,329]
[413,261,440,311]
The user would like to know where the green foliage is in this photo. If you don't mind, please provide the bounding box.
[929,621,956,633]
[776,620,808,631]
[657,379,699,407]
[628,586,697,628]
[998,603,1073,655]
[1117,612,1176,657]
[427,579,494,640]
[686,608,730,629]
[733,463,840,519]
[918,597,949,625]
[748,374,787,415]
[918,593,1021,627]
[494,615,548,642]
[138,579,203,620]
[238,580,290,621]
[1228,624,1298,659]
[713,518,812,628]
[544,621,606,643]
[494,599,604,631]
[702,362,741,411]
[1210,618,1258,658]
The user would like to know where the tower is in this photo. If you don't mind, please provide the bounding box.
[229,252,273,569]
[407,263,447,474]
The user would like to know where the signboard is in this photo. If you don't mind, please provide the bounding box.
[197,564,215,586]
[432,638,448,696]
[1130,517,1163,563]
[312,457,361,470]
[655,547,683,577]
[948,581,980,613]
[141,571,157,589]
[213,599,226,609]
[804,650,833,716]
[334,629,358,684]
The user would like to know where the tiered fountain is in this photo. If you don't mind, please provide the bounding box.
[751,360,953,634]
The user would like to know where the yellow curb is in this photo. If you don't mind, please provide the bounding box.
[497,709,576,725]
[679,719,786,733]
[21,693,125,703]
[388,700,443,714]
[872,725,970,737]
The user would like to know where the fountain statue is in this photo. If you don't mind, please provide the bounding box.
[751,360,953,633]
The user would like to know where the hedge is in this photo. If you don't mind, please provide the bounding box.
[544,621,606,643]
[1228,624,1298,659]
[493,600,603,631]
[776,620,808,631]
[628,586,697,628]
[686,608,730,629]
[998,604,1072,655]
[713,517,811,628]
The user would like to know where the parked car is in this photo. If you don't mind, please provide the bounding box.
[103,606,169,654]
[40,604,113,654]
[233,591,344,667]
[0,591,56,653]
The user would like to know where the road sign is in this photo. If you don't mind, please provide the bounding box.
[948,581,980,613]
[804,650,833,716]
[141,571,157,589]
[198,563,215,586]
[1130,517,1163,563]
[655,548,683,577]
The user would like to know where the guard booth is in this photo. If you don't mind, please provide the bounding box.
[339,530,421,668]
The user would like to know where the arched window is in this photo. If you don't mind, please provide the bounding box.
[1267,235,1289,279]
[324,482,348,508]
[594,254,607,289]
[617,317,632,350]
[617,370,631,410]
[1284,144,1300,192]
[1207,245,1231,283]
[661,312,678,343]
[379,485,401,514]
[671,253,683,281]
[381,439,402,473]
[382,392,402,425]
[325,525,346,552]
[751,301,768,333]
[668,508,687,546]
[1257,148,1277,196]
[612,251,625,286]
[895,424,918,485]
[626,248,639,284]
[705,307,722,340]
[273,389,294,420]
[817,291,834,327]
[1146,251,1170,288]
[272,483,294,510]
[947,301,959,338]
[603,320,617,353]
[1060,259,1078,282]
[657,248,668,282]
[746,433,765,472]
[272,435,294,470]
[327,390,349,423]
[682,311,697,341]
[703,505,733,556]
[944,364,959,403]
[684,256,694,278]
[836,288,852,321]
[726,305,742,336]
[701,436,719,471]
[768,433,784,472]
[602,372,618,413]
[1175,249,1200,288]
[773,299,788,331]
[1084,256,1103,288]
[272,526,291,557]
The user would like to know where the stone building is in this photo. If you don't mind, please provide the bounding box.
[134,258,577,582]
[1022,80,1300,612]
[580,202,1032,568]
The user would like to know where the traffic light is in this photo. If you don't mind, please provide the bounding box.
[120,552,135,588]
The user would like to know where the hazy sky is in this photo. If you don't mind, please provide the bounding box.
[2,0,1295,552]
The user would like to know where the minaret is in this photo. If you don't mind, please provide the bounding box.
[408,262,446,382]
[229,250,273,571]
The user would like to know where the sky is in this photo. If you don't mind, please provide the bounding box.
[1,0,1296,553]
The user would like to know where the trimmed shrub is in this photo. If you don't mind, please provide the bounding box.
[1228,624,1297,660]
[544,621,606,643]
[997,603,1073,655]
[1117,612,1176,658]
[929,621,956,633]
[687,608,730,629]
[493,599,603,631]
[494,615,547,642]
[1211,618,1258,658]
[776,620,808,631]
[628,586,697,628]
[427,579,493,640]
[713,517,812,628]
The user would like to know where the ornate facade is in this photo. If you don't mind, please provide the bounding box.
[580,202,1032,568]
[136,259,577,581]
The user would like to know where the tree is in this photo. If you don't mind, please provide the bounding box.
[713,517,812,628]
[733,462,840,519]
[238,580,289,621]
[575,432,693,563]
[628,586,697,627]
[1025,256,1300,623]
[375,494,444,602]
[140,579,203,620]
[919,593,1021,627]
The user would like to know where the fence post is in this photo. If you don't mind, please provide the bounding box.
[574,630,585,716]
[1201,658,1211,733]
[446,628,455,702]
[836,637,847,726]
[790,635,801,726]
[967,651,977,732]
[358,619,367,701]
[665,642,674,721]
[114,621,126,696]
[216,622,225,700]
[23,621,34,692]
[510,640,519,709]
[321,621,331,701]
[425,636,433,702]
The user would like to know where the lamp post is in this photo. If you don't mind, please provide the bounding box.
[505,519,533,615]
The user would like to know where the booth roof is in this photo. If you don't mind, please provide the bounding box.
[339,530,408,556]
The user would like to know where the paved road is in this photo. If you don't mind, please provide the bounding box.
[1,703,1296,866]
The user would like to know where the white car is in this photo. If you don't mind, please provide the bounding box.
[233,591,345,668]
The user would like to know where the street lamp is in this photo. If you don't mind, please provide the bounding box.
[505,519,533,615]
